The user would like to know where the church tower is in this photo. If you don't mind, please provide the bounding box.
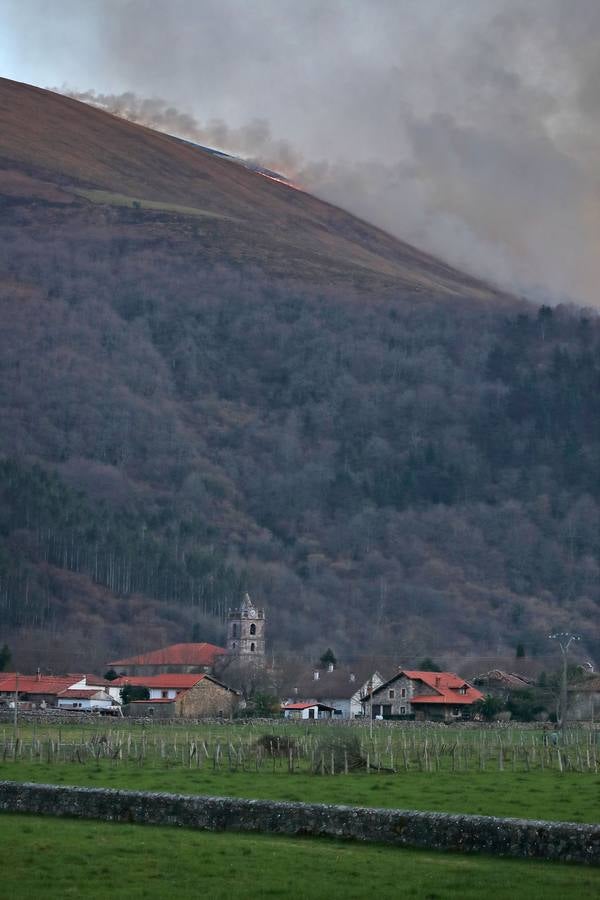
[227,593,265,662]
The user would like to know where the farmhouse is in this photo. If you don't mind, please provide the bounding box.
[283,666,384,718]
[471,670,535,699]
[57,689,114,711]
[363,670,483,721]
[0,673,83,708]
[116,673,240,718]
[107,642,227,676]
[281,702,336,720]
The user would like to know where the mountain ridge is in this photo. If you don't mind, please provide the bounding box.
[0,78,598,670]
[0,77,509,299]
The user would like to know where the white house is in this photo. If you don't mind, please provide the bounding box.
[57,689,114,711]
[283,667,384,719]
[281,702,336,720]
[68,675,123,704]
[109,674,207,704]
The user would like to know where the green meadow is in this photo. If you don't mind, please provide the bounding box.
[1,814,599,900]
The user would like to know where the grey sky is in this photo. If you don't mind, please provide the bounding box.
[3,1,600,305]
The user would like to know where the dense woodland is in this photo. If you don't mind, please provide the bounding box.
[1,194,599,669]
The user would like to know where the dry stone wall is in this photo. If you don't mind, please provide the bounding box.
[0,781,598,864]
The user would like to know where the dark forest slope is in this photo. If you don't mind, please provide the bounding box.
[0,78,598,670]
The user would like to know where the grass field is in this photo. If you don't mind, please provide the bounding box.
[1,814,599,900]
[1,721,598,823]
[1,760,598,823]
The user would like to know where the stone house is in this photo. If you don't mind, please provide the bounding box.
[471,670,535,700]
[110,673,209,703]
[124,674,239,719]
[363,670,483,721]
[568,676,600,722]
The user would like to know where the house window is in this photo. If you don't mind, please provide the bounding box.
[389,689,395,699]
[250,642,255,652]
[232,623,238,637]
[161,690,168,698]
[459,687,466,694]
[250,623,256,635]
[401,688,406,698]
[400,706,406,714]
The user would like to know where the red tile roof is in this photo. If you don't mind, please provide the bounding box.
[111,674,206,689]
[372,670,483,706]
[0,675,81,695]
[108,643,226,668]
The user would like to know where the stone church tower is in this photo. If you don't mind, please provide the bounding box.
[227,593,265,662]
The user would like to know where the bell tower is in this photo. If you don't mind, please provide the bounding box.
[227,593,265,662]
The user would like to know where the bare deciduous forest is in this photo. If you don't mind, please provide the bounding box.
[1,198,599,668]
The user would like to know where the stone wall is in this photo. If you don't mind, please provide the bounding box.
[0,781,598,865]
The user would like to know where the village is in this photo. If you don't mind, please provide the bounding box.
[1,594,598,725]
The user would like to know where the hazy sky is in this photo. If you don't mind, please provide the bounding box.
[3,1,600,305]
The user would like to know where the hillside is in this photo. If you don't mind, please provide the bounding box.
[0,78,598,670]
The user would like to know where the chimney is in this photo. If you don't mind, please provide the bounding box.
[313,671,319,681]
[327,662,334,673]
[36,668,41,682]
[435,676,440,687]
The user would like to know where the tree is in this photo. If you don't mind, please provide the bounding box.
[0,644,11,672]
[104,668,119,681]
[120,684,150,705]
[475,694,506,721]
[319,648,337,669]
[515,642,526,659]
[246,692,280,717]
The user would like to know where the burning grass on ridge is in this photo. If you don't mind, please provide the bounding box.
[72,187,236,219]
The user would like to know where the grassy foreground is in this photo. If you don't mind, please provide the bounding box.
[0,759,598,824]
[1,814,599,900]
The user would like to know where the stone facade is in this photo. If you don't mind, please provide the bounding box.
[175,677,239,718]
[369,673,435,718]
[365,670,482,721]
[227,593,265,663]
[568,678,600,722]
[0,782,598,865]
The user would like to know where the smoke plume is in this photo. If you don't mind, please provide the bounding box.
[6,0,600,304]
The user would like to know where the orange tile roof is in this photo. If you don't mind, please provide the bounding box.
[111,674,206,689]
[108,643,226,668]
[372,670,483,705]
[0,675,81,695]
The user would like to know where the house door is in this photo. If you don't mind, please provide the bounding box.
[308,708,315,719]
